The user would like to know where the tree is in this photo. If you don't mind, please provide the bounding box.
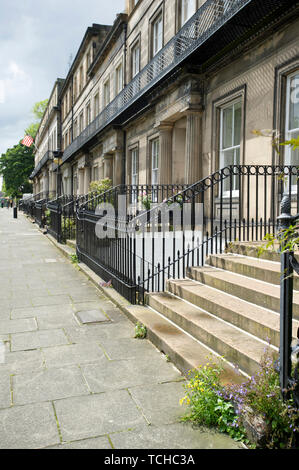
[0,98,48,198]
[0,143,34,198]
[24,99,49,139]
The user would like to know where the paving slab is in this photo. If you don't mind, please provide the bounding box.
[128,381,187,426]
[42,342,106,368]
[110,422,243,449]
[46,436,112,449]
[82,357,183,393]
[11,329,69,352]
[76,309,110,324]
[0,374,11,409]
[54,390,146,442]
[0,402,60,449]
[0,349,45,375]
[0,318,37,334]
[12,366,90,405]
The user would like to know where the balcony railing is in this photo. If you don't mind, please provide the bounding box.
[62,0,252,163]
[30,150,53,179]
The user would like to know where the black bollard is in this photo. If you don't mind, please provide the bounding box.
[13,207,17,219]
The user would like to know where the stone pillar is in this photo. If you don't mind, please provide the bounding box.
[185,111,202,184]
[84,166,91,194]
[159,122,173,185]
[103,154,113,181]
[78,169,84,195]
[113,150,123,186]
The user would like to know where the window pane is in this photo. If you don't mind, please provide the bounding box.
[222,106,233,149]
[288,74,299,131]
[182,0,196,25]
[234,102,242,146]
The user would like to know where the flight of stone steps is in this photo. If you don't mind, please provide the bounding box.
[133,242,299,384]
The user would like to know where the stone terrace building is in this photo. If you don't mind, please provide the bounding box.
[31,0,299,201]
[31,79,64,197]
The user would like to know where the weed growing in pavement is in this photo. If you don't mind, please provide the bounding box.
[134,322,147,339]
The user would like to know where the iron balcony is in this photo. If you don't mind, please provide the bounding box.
[61,0,296,164]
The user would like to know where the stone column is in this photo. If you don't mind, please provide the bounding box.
[103,154,113,181]
[185,111,202,184]
[84,166,91,194]
[159,122,173,185]
[78,169,84,195]
[113,150,123,186]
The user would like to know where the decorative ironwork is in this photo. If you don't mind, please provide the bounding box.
[277,194,299,406]
[76,165,299,307]
[62,0,253,163]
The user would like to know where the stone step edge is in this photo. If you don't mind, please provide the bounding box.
[42,231,245,383]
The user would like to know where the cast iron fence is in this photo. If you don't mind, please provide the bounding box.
[76,165,299,305]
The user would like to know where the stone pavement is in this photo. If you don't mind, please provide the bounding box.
[0,208,242,449]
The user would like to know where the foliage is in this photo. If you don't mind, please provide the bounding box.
[25,99,49,139]
[0,98,48,197]
[180,359,247,442]
[44,209,51,226]
[0,143,34,197]
[70,254,79,264]
[139,192,153,210]
[134,322,147,339]
[89,178,112,195]
[181,350,299,448]
[225,350,299,449]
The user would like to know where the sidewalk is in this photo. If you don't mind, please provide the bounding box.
[0,208,241,449]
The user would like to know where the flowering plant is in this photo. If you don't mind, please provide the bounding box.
[181,349,299,448]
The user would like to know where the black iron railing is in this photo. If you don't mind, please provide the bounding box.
[47,194,90,243]
[76,165,299,305]
[62,0,251,163]
[276,195,299,408]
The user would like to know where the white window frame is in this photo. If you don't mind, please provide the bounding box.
[103,79,110,107]
[219,99,242,197]
[131,148,139,203]
[151,138,159,201]
[115,63,123,95]
[94,92,99,118]
[131,42,140,79]
[152,13,163,57]
[181,0,196,27]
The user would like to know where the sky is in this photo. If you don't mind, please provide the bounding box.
[0,0,125,163]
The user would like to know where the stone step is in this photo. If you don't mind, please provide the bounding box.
[227,242,281,262]
[147,291,276,377]
[128,304,245,385]
[188,266,299,320]
[207,253,299,290]
[166,278,299,347]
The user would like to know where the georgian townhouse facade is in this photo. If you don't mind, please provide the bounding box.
[31,79,64,197]
[31,0,299,205]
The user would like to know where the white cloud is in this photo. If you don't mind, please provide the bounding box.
[0,0,125,157]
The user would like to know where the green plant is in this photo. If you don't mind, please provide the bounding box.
[89,178,112,196]
[180,359,247,442]
[45,209,51,225]
[139,192,152,210]
[70,254,79,264]
[225,349,299,448]
[134,322,147,339]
